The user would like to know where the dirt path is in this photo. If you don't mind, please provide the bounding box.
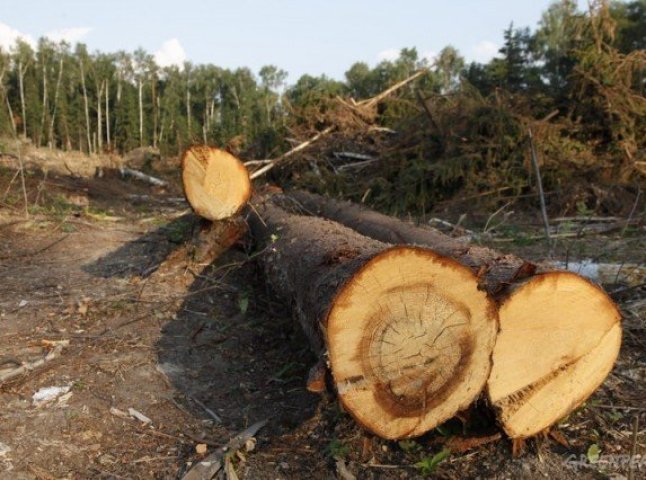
[0,168,644,479]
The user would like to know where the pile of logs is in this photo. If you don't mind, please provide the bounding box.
[181,146,622,441]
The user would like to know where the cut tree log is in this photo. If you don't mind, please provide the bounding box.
[181,146,251,221]
[247,201,497,439]
[277,191,622,438]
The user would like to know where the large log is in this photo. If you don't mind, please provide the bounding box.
[278,191,622,439]
[182,146,251,221]
[247,201,497,439]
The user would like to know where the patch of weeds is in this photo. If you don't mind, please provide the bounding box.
[398,439,422,453]
[328,438,349,459]
[64,410,80,420]
[272,361,304,382]
[72,380,86,391]
[110,300,128,310]
[84,206,114,220]
[165,218,192,244]
[61,223,77,233]
[576,201,594,217]
[493,224,521,238]
[512,234,541,247]
[238,291,249,314]
[415,448,451,476]
[606,410,623,423]
[587,443,600,463]
[28,194,79,219]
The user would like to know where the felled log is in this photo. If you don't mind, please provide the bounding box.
[182,146,251,221]
[279,191,622,439]
[247,200,497,439]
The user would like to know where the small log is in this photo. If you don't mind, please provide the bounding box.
[181,146,251,221]
[279,191,622,439]
[247,201,497,439]
[119,167,168,187]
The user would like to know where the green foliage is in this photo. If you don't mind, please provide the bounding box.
[587,443,601,463]
[237,291,249,314]
[327,438,349,459]
[0,1,644,216]
[398,439,422,453]
[415,448,451,475]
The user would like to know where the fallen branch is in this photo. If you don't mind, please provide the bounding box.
[0,340,69,384]
[120,167,168,187]
[248,126,335,180]
[182,419,267,480]
[333,152,375,162]
[528,129,550,243]
[358,69,427,109]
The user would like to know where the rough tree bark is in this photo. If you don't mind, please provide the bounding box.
[277,191,622,439]
[245,200,497,439]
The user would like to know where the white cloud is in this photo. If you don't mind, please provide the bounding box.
[45,27,92,44]
[471,41,499,63]
[154,38,187,68]
[376,48,399,62]
[0,22,36,50]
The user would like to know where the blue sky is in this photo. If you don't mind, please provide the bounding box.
[1,1,586,82]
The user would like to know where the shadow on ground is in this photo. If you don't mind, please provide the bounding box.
[83,213,195,278]
[154,247,321,433]
[84,216,321,436]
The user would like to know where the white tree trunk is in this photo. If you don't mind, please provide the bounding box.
[18,59,27,137]
[152,80,158,148]
[138,78,144,147]
[186,88,191,139]
[97,80,104,152]
[105,81,110,150]
[79,58,92,154]
[39,61,48,146]
[48,56,64,149]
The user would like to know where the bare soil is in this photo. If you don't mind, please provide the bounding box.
[0,151,644,479]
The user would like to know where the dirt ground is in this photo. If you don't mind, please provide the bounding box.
[0,150,644,479]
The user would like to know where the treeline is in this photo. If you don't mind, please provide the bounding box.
[0,0,644,170]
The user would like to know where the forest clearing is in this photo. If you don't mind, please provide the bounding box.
[1,1,646,479]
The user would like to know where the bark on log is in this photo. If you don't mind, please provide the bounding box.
[247,201,497,439]
[277,191,622,439]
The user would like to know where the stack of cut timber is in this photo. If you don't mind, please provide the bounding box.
[180,146,622,441]
[278,191,622,439]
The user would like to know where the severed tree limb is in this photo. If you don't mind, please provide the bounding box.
[246,70,427,181]
[0,340,69,383]
[181,419,267,480]
[358,69,428,109]
[120,167,168,187]
[528,129,550,243]
[248,126,335,180]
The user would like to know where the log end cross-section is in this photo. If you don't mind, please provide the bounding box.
[487,271,622,439]
[182,146,251,221]
[326,247,498,439]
